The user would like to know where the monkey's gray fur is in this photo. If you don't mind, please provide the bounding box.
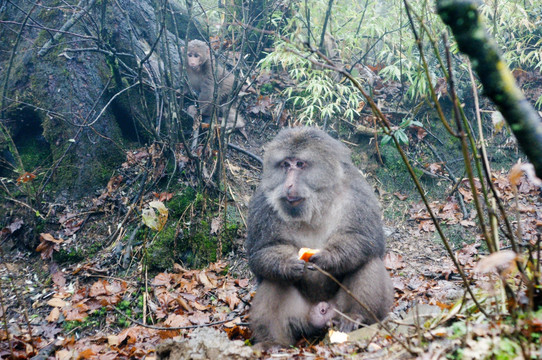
[246,127,393,347]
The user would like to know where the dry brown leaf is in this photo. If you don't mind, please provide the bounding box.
[55,350,73,360]
[223,317,241,328]
[173,263,188,273]
[108,335,119,346]
[475,250,519,275]
[198,272,216,289]
[188,312,210,325]
[164,313,191,328]
[89,280,108,297]
[51,271,66,288]
[47,298,67,308]
[235,278,249,288]
[39,233,63,244]
[63,302,89,321]
[384,252,405,270]
[78,349,96,359]
[192,302,209,311]
[210,216,222,235]
[152,273,173,287]
[46,307,60,322]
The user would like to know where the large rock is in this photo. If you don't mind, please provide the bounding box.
[0,0,201,197]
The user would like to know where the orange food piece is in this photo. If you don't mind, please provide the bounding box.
[298,247,320,262]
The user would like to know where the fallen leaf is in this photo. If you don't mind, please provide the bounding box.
[108,335,119,346]
[78,348,95,359]
[142,201,169,231]
[210,216,222,235]
[47,298,67,308]
[384,252,405,270]
[51,271,66,288]
[198,272,216,289]
[475,250,519,276]
[16,172,36,184]
[46,307,60,322]
[329,329,348,344]
[1,219,23,236]
[164,314,191,328]
[235,278,249,288]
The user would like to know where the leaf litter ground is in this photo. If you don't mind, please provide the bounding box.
[1,122,541,359]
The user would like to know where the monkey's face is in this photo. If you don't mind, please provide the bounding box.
[186,41,210,71]
[262,154,341,224]
[309,301,334,329]
[277,157,309,218]
[187,50,204,70]
[261,127,349,224]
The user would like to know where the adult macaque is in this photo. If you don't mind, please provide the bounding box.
[246,127,393,347]
[183,39,244,129]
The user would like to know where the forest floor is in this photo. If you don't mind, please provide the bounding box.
[1,112,542,359]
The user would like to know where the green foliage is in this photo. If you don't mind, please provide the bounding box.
[376,144,422,196]
[17,137,51,172]
[381,119,423,146]
[62,320,84,332]
[259,40,363,125]
[54,239,102,265]
[259,0,541,120]
[145,225,177,270]
[479,1,542,71]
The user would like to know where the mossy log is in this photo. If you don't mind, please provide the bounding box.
[438,0,542,179]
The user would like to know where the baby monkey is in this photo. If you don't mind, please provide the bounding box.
[183,39,244,129]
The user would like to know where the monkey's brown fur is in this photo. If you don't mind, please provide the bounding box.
[246,127,393,347]
[184,39,244,128]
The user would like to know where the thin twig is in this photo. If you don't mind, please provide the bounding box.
[311,263,421,355]
[111,305,232,330]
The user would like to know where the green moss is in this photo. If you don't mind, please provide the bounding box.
[53,238,104,265]
[145,225,178,270]
[54,247,85,264]
[260,83,274,95]
[375,145,421,195]
[168,187,197,217]
[17,135,51,171]
[144,187,241,271]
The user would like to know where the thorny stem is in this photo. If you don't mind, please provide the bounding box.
[304,41,491,318]
[442,34,495,254]
[402,0,457,138]
[241,19,490,317]
[467,62,533,303]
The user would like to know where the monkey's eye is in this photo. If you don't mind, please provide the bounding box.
[296,161,307,169]
[279,160,291,169]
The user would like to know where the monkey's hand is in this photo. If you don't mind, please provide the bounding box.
[307,250,333,271]
[281,257,307,281]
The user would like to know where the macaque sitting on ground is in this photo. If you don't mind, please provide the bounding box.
[183,39,245,129]
[246,127,393,348]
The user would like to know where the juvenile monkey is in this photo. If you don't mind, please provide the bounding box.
[246,127,393,348]
[183,39,245,129]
